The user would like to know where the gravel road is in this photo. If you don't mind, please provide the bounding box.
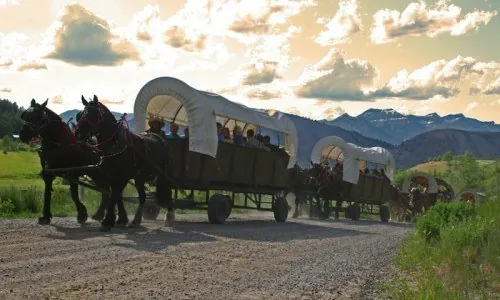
[0,214,411,299]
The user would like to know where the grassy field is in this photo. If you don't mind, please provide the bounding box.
[0,151,41,180]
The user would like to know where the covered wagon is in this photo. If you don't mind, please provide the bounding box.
[308,136,397,222]
[133,77,300,223]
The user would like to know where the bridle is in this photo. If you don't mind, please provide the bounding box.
[21,106,53,138]
[77,103,108,129]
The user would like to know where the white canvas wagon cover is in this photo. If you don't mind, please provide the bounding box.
[133,77,299,168]
[310,136,396,184]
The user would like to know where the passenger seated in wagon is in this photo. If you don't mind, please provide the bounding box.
[222,127,232,143]
[263,135,280,152]
[146,116,167,139]
[166,122,181,139]
[245,129,270,151]
[217,122,224,142]
[232,126,246,146]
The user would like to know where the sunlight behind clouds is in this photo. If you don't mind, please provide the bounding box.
[1,0,500,123]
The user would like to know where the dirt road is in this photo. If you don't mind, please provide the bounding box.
[0,214,411,299]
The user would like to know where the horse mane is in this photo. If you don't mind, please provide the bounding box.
[44,107,62,121]
[97,102,117,123]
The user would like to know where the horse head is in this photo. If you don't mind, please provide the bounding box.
[19,98,60,143]
[76,95,116,142]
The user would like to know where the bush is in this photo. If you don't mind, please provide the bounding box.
[0,198,16,217]
[416,201,475,241]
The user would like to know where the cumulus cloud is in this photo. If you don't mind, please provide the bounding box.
[0,86,12,93]
[478,78,500,95]
[371,56,500,100]
[161,0,313,46]
[371,0,497,44]
[315,0,362,46]
[127,4,163,42]
[0,58,13,68]
[295,48,379,101]
[44,3,141,66]
[51,94,63,104]
[228,0,313,35]
[0,32,47,72]
[240,60,280,85]
[322,106,346,120]
[245,88,282,100]
[164,26,207,52]
[17,61,47,72]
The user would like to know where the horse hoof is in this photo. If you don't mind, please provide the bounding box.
[77,214,88,224]
[38,217,51,225]
[165,212,175,227]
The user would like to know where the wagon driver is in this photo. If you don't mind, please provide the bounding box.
[146,116,167,140]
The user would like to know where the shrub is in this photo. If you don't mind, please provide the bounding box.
[416,201,475,241]
[0,198,16,217]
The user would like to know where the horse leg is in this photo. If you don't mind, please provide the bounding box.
[92,193,108,221]
[101,180,127,232]
[129,178,146,228]
[91,179,109,221]
[293,194,300,218]
[335,200,341,220]
[115,195,129,227]
[158,178,175,227]
[69,181,88,224]
[39,173,54,225]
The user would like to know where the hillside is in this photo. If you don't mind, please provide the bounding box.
[391,129,500,169]
[324,108,500,144]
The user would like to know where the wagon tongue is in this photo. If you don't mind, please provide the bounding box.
[44,158,104,174]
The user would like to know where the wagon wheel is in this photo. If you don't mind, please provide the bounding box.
[346,203,361,221]
[273,195,289,222]
[379,204,390,222]
[208,194,231,224]
[143,202,161,221]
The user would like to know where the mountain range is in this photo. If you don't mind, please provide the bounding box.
[58,108,499,169]
[323,109,500,145]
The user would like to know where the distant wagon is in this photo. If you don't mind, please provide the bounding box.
[131,77,300,223]
[305,136,397,222]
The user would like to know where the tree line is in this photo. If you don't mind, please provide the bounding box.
[0,99,24,137]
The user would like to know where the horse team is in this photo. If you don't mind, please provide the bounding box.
[20,96,175,232]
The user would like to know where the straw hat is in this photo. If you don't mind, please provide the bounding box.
[148,115,165,127]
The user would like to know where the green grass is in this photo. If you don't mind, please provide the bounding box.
[385,198,500,299]
[0,151,41,180]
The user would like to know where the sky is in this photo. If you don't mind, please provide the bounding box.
[1,0,500,123]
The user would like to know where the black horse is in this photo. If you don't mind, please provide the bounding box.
[75,95,174,231]
[288,164,314,218]
[19,99,127,225]
[309,162,345,219]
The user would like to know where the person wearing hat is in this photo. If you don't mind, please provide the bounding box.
[146,116,167,140]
